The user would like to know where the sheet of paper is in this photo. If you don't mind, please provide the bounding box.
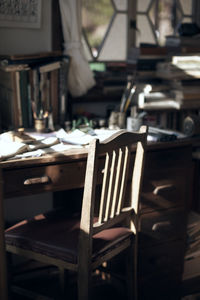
[56,129,95,145]
[0,140,28,160]
[94,129,119,142]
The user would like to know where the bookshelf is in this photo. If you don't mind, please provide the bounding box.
[0,52,70,132]
[69,45,200,134]
[135,47,200,132]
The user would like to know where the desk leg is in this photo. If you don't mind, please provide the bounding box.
[0,172,8,300]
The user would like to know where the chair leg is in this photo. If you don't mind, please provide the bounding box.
[126,242,138,300]
[59,268,69,297]
[77,266,91,300]
[6,252,14,299]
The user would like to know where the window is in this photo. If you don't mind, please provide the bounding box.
[81,0,195,62]
[81,0,136,62]
[136,0,194,46]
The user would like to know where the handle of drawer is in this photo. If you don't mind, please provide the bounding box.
[152,221,171,231]
[24,176,50,185]
[153,184,175,195]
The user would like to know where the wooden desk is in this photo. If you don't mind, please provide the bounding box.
[0,140,193,300]
[0,148,88,300]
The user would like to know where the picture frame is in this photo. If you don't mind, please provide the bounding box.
[0,0,41,29]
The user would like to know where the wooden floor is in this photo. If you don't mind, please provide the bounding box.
[10,265,126,300]
[9,261,200,300]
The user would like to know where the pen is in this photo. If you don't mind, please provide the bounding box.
[124,86,136,112]
[120,80,132,112]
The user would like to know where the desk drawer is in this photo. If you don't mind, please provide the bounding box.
[140,167,188,212]
[3,161,86,197]
[139,271,181,300]
[145,146,191,170]
[139,208,186,247]
[138,240,184,276]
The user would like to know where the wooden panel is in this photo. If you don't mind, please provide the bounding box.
[145,146,191,170]
[138,240,184,276]
[139,271,181,300]
[139,208,187,247]
[3,161,86,198]
[140,167,188,213]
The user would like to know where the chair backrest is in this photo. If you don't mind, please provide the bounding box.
[79,126,148,256]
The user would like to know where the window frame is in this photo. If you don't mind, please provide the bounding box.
[81,0,137,63]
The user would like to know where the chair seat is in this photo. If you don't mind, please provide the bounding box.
[5,211,133,265]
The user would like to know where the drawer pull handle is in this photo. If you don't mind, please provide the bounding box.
[152,221,171,231]
[24,176,50,185]
[153,184,175,195]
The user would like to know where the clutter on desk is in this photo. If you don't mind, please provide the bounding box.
[108,77,137,130]
[0,52,70,132]
[0,127,120,161]
[127,106,146,132]
[183,115,200,137]
[57,128,119,145]
[119,81,136,113]
[137,82,181,110]
[147,126,186,142]
[0,130,60,161]
[108,111,126,129]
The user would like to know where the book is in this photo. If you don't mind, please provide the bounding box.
[39,61,61,73]
[19,70,29,128]
[0,64,29,72]
[157,56,200,79]
[0,51,62,61]
[0,81,16,130]
[138,89,180,110]
[0,54,69,131]
[58,56,70,126]
[0,51,63,66]
[50,69,59,126]
[15,71,23,127]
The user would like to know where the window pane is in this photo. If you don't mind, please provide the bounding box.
[137,0,151,12]
[82,37,93,61]
[182,17,192,23]
[149,0,156,26]
[180,0,193,15]
[82,0,114,58]
[157,0,174,45]
[98,14,127,61]
[137,15,156,45]
[113,0,128,11]
[136,0,194,47]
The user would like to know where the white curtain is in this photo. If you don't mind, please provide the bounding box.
[59,0,96,97]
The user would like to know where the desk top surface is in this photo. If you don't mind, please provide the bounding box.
[0,138,194,170]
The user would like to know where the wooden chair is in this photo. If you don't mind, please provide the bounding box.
[5,126,147,300]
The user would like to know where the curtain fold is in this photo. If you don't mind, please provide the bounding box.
[59,0,95,97]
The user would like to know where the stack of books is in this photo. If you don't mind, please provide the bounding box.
[156,56,200,109]
[0,51,70,131]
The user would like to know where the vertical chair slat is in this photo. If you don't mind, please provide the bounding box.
[131,141,145,214]
[111,147,124,218]
[130,127,147,234]
[117,146,131,215]
[98,153,111,223]
[104,150,117,221]
[109,149,120,219]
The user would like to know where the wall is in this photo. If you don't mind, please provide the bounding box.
[0,0,54,221]
[0,0,52,55]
